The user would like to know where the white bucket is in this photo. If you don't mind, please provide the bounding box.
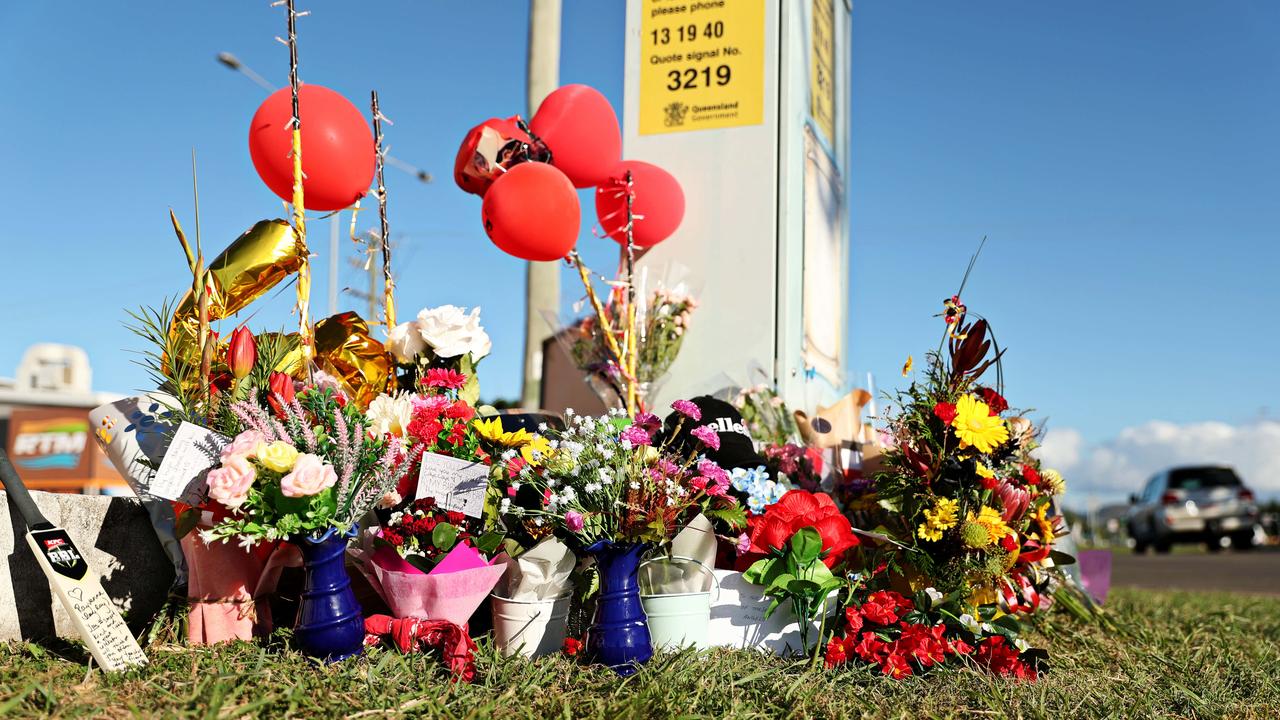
[639,556,719,651]
[489,592,571,658]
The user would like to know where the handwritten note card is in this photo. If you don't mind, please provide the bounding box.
[149,422,229,504]
[415,452,488,518]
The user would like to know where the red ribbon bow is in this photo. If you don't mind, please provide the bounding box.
[363,614,477,682]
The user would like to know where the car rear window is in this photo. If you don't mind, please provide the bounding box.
[1167,467,1241,490]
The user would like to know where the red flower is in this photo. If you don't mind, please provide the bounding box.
[978,387,1008,415]
[980,474,1000,491]
[446,511,467,525]
[879,650,914,678]
[444,400,476,422]
[226,326,256,380]
[1020,464,1041,487]
[851,632,887,663]
[948,638,974,655]
[422,368,468,391]
[933,402,957,424]
[844,607,864,636]
[975,636,1032,678]
[859,591,912,626]
[999,533,1019,552]
[824,636,849,668]
[267,371,296,417]
[445,421,468,446]
[408,417,444,445]
[562,637,582,656]
[746,490,858,569]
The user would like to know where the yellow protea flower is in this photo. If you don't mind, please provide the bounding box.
[969,506,1013,543]
[951,394,1009,453]
[473,417,533,448]
[917,497,959,542]
[1041,469,1066,496]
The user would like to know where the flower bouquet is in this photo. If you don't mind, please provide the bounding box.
[834,294,1071,678]
[360,497,505,626]
[565,285,698,414]
[492,402,747,673]
[386,304,492,404]
[194,379,422,660]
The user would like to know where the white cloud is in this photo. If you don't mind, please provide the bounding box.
[1036,420,1280,506]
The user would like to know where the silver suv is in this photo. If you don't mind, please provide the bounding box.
[1127,465,1258,553]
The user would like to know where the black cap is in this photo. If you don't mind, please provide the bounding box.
[660,395,766,470]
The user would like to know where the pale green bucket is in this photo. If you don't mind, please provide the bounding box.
[639,557,719,651]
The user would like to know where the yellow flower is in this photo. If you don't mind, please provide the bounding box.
[1030,503,1056,545]
[917,497,959,542]
[255,440,299,473]
[951,394,1009,454]
[969,506,1013,544]
[473,417,533,448]
[1041,469,1065,496]
[975,462,995,480]
[901,355,914,377]
[520,435,552,466]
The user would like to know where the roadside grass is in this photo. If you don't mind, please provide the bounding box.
[1,588,1277,719]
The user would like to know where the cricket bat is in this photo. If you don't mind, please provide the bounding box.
[0,448,147,671]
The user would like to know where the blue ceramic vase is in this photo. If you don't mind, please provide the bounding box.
[585,541,652,675]
[293,525,364,662]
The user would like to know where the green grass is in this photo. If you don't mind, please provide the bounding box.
[1,588,1277,719]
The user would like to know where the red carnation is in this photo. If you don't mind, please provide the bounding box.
[1020,464,1041,487]
[933,402,957,424]
[978,387,1008,415]
[445,400,475,422]
[421,368,468,391]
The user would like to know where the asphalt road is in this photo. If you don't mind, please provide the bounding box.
[1110,547,1280,595]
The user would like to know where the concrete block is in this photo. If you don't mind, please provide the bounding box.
[1,490,174,641]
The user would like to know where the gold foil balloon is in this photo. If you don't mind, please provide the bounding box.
[276,312,389,409]
[174,219,301,321]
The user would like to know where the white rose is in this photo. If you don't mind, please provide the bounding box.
[367,392,414,437]
[416,305,491,360]
[386,320,427,364]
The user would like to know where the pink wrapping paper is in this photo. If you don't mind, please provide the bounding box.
[367,541,506,626]
[182,532,298,645]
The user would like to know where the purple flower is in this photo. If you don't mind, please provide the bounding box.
[657,458,679,476]
[691,424,720,451]
[620,424,652,447]
[735,533,751,555]
[634,411,662,434]
[564,510,585,532]
[671,399,702,422]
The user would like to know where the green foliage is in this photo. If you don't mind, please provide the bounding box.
[744,527,847,655]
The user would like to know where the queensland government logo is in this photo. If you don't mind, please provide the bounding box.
[664,101,688,127]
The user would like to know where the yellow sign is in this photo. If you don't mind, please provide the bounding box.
[639,0,765,135]
[810,0,836,144]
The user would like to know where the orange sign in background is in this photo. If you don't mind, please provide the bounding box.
[5,407,123,492]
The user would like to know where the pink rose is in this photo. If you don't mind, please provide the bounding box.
[207,454,256,509]
[221,430,265,461]
[279,453,337,498]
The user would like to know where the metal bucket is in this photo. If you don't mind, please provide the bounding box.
[490,592,571,657]
[639,556,719,651]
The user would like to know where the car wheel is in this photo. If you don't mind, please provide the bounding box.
[1128,524,1147,554]
[1231,532,1255,551]
[1206,537,1223,553]
[1154,540,1172,554]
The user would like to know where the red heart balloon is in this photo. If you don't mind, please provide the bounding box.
[529,85,622,188]
[595,160,685,248]
[481,162,580,261]
[248,85,375,212]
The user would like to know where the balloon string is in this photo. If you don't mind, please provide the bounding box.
[622,169,638,416]
[371,91,396,347]
[570,252,634,398]
[284,0,313,379]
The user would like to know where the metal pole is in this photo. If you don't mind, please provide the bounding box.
[521,0,563,410]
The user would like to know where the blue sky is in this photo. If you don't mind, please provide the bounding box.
[1,1,1277,501]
